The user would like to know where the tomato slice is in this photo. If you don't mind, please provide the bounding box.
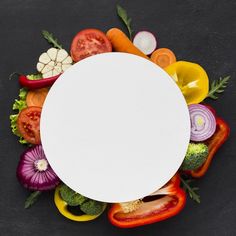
[70,28,112,62]
[17,106,42,144]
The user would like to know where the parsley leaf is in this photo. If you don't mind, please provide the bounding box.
[24,191,41,209]
[207,76,230,100]
[180,177,200,203]
[42,30,62,49]
[116,4,133,39]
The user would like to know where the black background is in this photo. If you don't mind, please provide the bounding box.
[0,0,236,235]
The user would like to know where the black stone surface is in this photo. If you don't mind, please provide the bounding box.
[0,0,236,235]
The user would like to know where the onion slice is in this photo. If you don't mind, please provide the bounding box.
[133,31,157,55]
[189,104,216,142]
[17,145,60,191]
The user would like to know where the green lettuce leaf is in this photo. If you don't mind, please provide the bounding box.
[12,90,27,110]
[27,74,42,80]
[10,87,28,144]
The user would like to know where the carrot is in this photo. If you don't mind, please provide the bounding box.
[26,87,49,107]
[150,48,176,68]
[106,28,149,60]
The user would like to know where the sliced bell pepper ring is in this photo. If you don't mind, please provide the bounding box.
[190,116,230,178]
[165,61,209,105]
[108,174,186,228]
[54,187,106,222]
[19,74,61,89]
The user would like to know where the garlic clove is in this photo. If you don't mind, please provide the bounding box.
[39,52,51,64]
[56,62,62,67]
[36,62,45,72]
[56,49,68,62]
[47,48,58,61]
[41,64,53,74]
[48,61,55,67]
[52,69,60,76]
[62,64,72,72]
[43,70,53,78]
[62,56,73,64]
[54,65,62,73]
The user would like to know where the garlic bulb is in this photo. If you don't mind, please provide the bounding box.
[36,48,73,78]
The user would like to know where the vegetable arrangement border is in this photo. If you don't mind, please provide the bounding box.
[10,4,230,228]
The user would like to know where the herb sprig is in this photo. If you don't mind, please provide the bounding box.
[180,177,200,203]
[207,76,230,100]
[24,191,42,209]
[42,30,62,49]
[116,5,133,39]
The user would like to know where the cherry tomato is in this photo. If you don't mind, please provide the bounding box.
[70,29,112,62]
[17,106,42,144]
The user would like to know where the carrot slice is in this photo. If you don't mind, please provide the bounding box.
[151,48,176,68]
[26,88,49,107]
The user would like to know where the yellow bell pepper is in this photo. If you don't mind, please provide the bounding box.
[54,187,106,221]
[165,61,209,104]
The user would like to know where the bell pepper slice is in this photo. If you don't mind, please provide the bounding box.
[190,116,230,178]
[108,174,186,228]
[165,61,209,105]
[54,187,106,221]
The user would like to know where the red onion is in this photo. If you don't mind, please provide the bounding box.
[189,104,216,142]
[17,145,60,191]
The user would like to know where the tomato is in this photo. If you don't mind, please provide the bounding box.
[70,29,112,62]
[17,106,42,144]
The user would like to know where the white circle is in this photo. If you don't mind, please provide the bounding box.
[41,53,190,203]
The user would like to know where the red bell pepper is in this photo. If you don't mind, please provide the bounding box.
[190,116,230,178]
[108,174,186,228]
[19,74,61,89]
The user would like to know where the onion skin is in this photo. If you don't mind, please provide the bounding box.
[189,104,216,142]
[17,145,60,191]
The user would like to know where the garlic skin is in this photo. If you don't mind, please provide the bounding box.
[37,48,72,78]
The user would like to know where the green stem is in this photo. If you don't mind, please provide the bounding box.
[180,177,200,203]
[24,191,42,209]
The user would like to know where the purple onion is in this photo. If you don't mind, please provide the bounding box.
[189,104,216,142]
[17,145,60,191]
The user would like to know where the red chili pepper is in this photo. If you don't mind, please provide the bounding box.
[19,74,61,89]
[190,116,230,178]
[108,174,186,228]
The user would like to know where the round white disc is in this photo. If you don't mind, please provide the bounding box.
[41,52,190,203]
